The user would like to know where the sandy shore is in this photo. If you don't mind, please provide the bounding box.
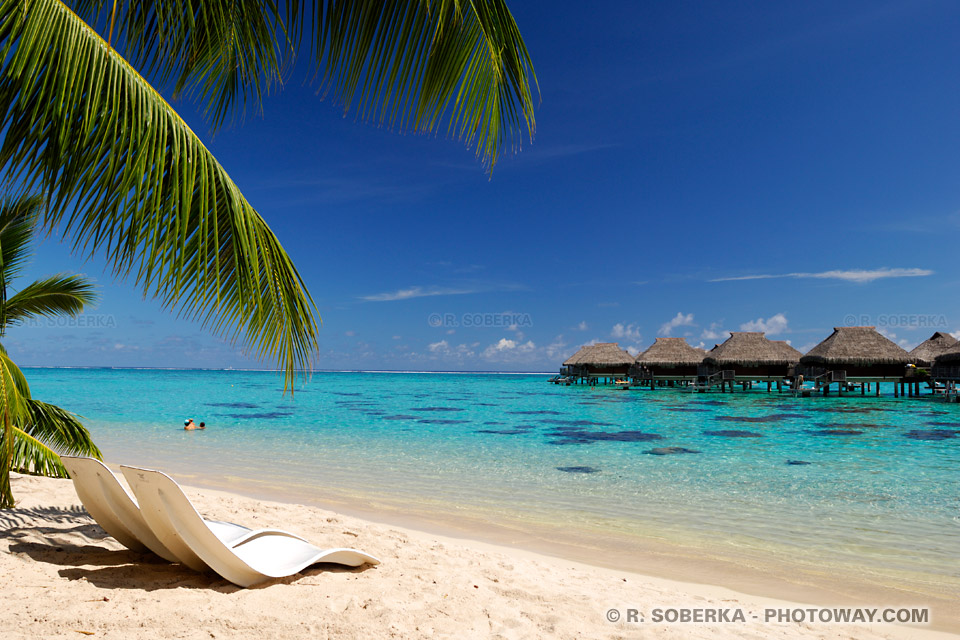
[1,472,956,640]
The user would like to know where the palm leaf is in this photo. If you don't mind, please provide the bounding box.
[11,400,101,478]
[0,190,42,284]
[71,0,538,170]
[303,0,539,170]
[0,345,29,506]
[0,0,319,390]
[4,274,98,328]
[0,189,43,330]
[71,0,288,128]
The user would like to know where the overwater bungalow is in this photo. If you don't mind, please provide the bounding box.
[700,332,801,391]
[632,337,704,386]
[799,326,912,395]
[932,340,960,386]
[909,331,958,367]
[560,342,635,384]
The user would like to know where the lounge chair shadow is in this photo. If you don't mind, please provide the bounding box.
[56,560,376,592]
[258,562,380,588]
[58,563,241,592]
[7,540,160,568]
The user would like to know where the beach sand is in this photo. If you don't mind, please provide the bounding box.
[1,472,956,640]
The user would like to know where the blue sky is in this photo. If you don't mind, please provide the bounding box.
[7,0,960,372]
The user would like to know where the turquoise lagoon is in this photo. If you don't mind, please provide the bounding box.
[26,368,960,603]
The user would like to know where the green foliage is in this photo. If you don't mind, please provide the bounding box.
[71,0,538,167]
[0,193,101,508]
[0,0,536,504]
[0,0,320,391]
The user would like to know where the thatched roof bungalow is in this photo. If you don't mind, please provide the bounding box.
[634,338,704,379]
[702,332,800,378]
[799,326,911,379]
[932,339,960,379]
[562,342,634,377]
[909,332,958,367]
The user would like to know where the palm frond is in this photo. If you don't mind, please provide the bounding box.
[0,346,29,507]
[0,344,30,398]
[0,190,42,284]
[4,274,98,328]
[0,0,320,390]
[71,0,288,129]
[11,400,101,477]
[0,190,44,330]
[70,0,538,171]
[304,0,539,170]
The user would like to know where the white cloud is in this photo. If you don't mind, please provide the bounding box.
[481,338,536,360]
[344,330,356,337]
[576,321,589,331]
[739,313,789,336]
[611,323,642,342]
[360,286,479,302]
[701,322,730,342]
[360,282,525,302]
[658,312,695,336]
[710,267,933,284]
[544,336,568,360]
[428,340,475,359]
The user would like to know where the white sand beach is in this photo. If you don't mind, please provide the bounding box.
[1,472,956,640]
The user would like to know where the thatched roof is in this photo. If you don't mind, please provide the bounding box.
[934,337,960,364]
[800,327,911,366]
[562,342,634,367]
[636,338,705,367]
[909,332,958,366]
[703,332,801,367]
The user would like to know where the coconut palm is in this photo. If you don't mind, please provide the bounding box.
[0,192,101,508]
[0,1,537,392]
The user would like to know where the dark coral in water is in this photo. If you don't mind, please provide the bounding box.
[703,430,763,438]
[643,447,701,455]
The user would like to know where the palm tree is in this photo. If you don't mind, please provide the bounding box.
[0,191,101,508]
[0,1,537,392]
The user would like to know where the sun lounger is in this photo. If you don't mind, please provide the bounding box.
[61,456,274,565]
[121,465,380,587]
[61,456,179,561]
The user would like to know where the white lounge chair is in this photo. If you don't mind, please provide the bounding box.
[121,465,380,587]
[61,456,277,565]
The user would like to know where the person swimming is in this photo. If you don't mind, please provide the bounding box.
[184,419,206,431]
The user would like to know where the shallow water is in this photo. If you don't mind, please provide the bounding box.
[26,368,960,595]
